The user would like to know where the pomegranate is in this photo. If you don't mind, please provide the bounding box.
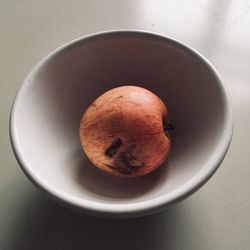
[79,86,173,177]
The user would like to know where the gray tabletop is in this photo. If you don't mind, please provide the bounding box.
[1,1,249,249]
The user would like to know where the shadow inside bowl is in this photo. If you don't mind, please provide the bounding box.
[73,149,170,199]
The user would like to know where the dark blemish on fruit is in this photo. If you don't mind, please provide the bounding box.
[107,150,144,175]
[105,137,122,157]
[164,123,175,131]
[107,161,133,175]
[162,119,175,138]
[104,163,115,169]
[120,151,144,168]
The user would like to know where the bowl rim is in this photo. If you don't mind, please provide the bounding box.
[9,29,234,217]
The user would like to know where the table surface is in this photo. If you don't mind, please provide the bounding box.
[1,1,250,249]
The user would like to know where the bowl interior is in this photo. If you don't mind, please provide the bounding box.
[12,32,228,212]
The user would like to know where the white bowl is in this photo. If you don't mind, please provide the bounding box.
[10,30,233,218]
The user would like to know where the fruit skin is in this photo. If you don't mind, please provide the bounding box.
[80,85,171,177]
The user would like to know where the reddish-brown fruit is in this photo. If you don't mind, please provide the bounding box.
[79,86,171,177]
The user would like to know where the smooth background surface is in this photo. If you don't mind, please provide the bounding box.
[0,0,249,249]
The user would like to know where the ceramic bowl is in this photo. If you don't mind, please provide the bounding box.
[10,30,233,218]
